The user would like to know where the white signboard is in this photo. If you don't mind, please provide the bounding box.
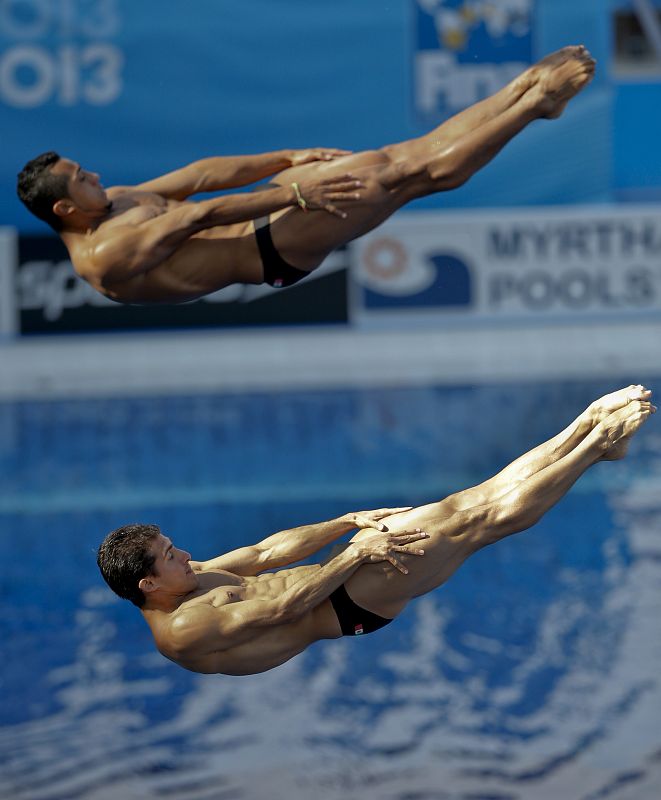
[0,227,18,338]
[350,206,661,327]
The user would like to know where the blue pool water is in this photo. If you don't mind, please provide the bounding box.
[1,379,660,800]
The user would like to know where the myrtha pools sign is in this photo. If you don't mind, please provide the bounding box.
[350,206,661,327]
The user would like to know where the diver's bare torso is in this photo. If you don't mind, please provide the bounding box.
[65,187,271,304]
[149,564,341,676]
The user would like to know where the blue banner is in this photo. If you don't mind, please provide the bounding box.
[413,0,533,124]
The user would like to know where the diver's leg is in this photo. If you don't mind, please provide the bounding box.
[445,385,652,511]
[345,400,654,617]
[268,48,595,268]
[380,46,595,193]
[388,46,591,155]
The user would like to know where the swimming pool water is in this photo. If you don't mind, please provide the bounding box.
[1,379,660,800]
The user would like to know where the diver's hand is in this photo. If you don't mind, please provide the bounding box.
[341,508,415,532]
[292,174,364,219]
[350,529,428,574]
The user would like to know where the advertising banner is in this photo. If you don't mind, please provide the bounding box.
[413,0,533,125]
[15,236,348,334]
[350,206,661,327]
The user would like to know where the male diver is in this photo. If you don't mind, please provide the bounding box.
[18,47,594,303]
[97,386,654,676]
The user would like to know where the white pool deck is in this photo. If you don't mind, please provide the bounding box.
[1,320,660,400]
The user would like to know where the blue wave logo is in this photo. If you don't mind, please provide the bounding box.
[361,250,473,309]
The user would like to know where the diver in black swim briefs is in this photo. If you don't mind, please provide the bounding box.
[96,385,654,676]
[18,47,595,305]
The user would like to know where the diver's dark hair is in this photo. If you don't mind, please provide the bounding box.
[16,151,68,231]
[97,523,162,608]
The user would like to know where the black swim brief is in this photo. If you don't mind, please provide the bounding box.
[254,218,310,288]
[329,584,393,637]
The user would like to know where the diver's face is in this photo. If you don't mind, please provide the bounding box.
[147,533,199,595]
[51,157,109,212]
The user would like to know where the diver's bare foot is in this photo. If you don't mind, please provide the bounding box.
[595,401,656,461]
[586,385,653,427]
[528,46,596,119]
[514,45,590,95]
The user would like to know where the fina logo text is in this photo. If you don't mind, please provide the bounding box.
[414,0,533,123]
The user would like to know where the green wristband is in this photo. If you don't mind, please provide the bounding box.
[291,182,308,212]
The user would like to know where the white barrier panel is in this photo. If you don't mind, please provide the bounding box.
[350,206,661,327]
[0,227,18,339]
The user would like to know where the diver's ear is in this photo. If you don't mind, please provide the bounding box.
[53,198,76,220]
[139,576,158,594]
